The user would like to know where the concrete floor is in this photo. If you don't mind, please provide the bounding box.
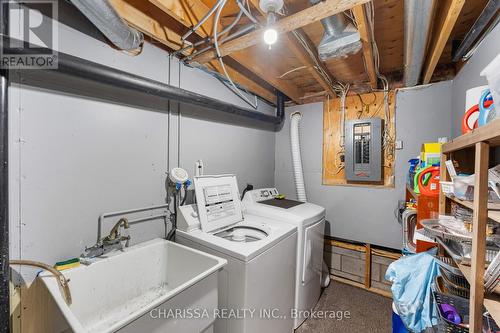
[297,281,393,332]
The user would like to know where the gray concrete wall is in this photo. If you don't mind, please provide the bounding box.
[451,24,500,138]
[275,81,452,249]
[9,6,275,280]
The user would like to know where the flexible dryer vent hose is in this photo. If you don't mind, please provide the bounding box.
[290,112,307,202]
[289,112,331,288]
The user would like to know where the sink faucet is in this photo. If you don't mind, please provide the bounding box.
[82,218,131,259]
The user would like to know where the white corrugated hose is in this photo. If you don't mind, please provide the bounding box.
[290,112,307,202]
[289,112,331,288]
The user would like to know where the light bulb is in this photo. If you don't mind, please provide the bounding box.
[263,28,278,45]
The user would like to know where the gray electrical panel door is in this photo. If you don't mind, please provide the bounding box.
[344,118,383,182]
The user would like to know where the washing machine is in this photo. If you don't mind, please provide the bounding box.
[176,175,297,333]
[242,188,326,329]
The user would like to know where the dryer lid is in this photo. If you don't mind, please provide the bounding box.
[194,174,244,233]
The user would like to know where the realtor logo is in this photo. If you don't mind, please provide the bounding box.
[1,0,58,69]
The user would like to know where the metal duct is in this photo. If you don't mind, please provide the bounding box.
[71,0,144,52]
[403,0,437,86]
[310,0,362,61]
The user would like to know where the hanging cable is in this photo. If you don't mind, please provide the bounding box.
[365,1,394,164]
[182,0,225,41]
[213,0,258,109]
[236,0,260,25]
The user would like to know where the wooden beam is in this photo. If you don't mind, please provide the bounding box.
[110,0,185,50]
[149,0,305,103]
[469,142,489,332]
[190,0,371,64]
[422,0,465,84]
[210,61,277,103]
[248,0,337,97]
[285,32,337,97]
[231,50,305,102]
[150,0,215,38]
[112,0,276,102]
[364,244,372,289]
[352,4,377,88]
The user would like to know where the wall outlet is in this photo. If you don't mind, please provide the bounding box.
[395,140,404,150]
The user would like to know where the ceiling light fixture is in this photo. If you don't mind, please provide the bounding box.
[259,0,283,48]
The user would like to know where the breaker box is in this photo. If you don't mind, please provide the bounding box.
[344,118,383,182]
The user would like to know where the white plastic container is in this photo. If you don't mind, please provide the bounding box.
[440,181,454,196]
[481,54,500,113]
[452,175,474,200]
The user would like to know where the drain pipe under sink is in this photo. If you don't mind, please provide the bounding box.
[289,112,331,288]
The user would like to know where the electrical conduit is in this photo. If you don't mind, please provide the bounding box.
[289,112,331,288]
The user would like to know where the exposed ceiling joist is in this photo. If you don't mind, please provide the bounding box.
[149,0,305,103]
[111,0,276,103]
[422,0,465,84]
[209,61,277,103]
[110,0,184,50]
[285,32,338,96]
[248,0,338,97]
[219,16,260,26]
[189,0,371,64]
[352,4,377,88]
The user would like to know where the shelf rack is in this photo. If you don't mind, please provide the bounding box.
[439,118,500,331]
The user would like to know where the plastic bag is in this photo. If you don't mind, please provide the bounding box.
[385,249,440,332]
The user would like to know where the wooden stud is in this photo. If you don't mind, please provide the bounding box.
[352,4,377,88]
[469,142,489,332]
[189,0,371,63]
[439,152,449,215]
[364,243,372,289]
[422,0,465,84]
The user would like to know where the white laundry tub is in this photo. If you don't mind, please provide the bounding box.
[40,238,226,333]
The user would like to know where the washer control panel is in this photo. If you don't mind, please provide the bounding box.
[245,188,279,203]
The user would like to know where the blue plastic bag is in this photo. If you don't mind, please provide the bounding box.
[385,249,440,332]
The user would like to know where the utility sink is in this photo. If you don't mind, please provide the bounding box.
[41,238,226,333]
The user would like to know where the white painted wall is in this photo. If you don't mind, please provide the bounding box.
[451,24,500,138]
[275,81,453,249]
[9,7,276,281]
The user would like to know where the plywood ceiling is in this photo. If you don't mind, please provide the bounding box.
[111,0,494,105]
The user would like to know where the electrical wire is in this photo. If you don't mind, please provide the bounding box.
[277,66,308,79]
[182,0,225,41]
[365,1,395,164]
[213,0,258,109]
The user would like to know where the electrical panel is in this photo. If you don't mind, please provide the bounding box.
[344,118,383,182]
